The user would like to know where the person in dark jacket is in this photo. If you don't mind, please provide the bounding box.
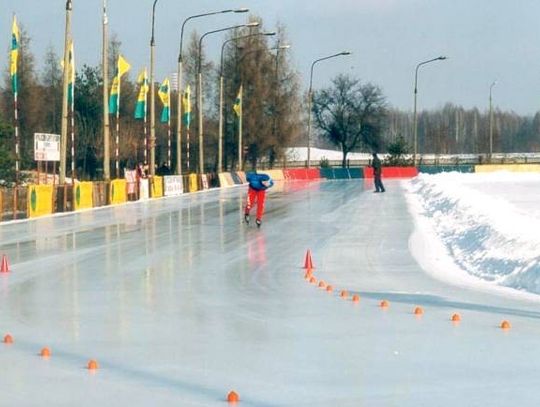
[245,172,274,227]
[372,153,385,193]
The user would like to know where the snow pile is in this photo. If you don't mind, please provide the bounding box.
[406,172,540,295]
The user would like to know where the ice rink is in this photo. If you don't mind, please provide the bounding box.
[1,179,540,406]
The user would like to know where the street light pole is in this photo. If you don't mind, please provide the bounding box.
[102,0,110,180]
[413,56,447,166]
[149,0,158,177]
[219,31,275,173]
[176,8,248,175]
[489,80,497,163]
[60,0,73,185]
[307,51,351,168]
[197,22,259,175]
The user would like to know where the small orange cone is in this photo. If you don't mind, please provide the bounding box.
[0,255,9,273]
[303,250,314,270]
[380,300,390,308]
[451,313,461,322]
[500,320,511,330]
[3,334,13,344]
[227,390,240,403]
[304,271,312,280]
[318,281,326,289]
[414,307,424,316]
[352,294,360,303]
[40,347,51,358]
[309,276,317,284]
[87,359,99,370]
[340,290,348,299]
[326,285,333,292]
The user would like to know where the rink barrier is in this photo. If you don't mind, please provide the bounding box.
[27,185,54,218]
[348,168,363,179]
[262,169,285,181]
[230,172,243,185]
[188,174,199,192]
[236,171,247,184]
[418,165,475,174]
[218,173,232,188]
[109,179,127,205]
[474,164,540,173]
[150,176,164,198]
[283,168,322,180]
[363,167,419,178]
[73,182,94,211]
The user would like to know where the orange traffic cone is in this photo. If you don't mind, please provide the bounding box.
[0,255,9,273]
[303,250,314,270]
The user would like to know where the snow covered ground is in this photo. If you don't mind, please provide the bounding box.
[2,177,540,406]
[406,172,540,299]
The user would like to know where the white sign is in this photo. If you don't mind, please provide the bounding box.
[201,174,209,190]
[164,176,184,197]
[34,133,60,162]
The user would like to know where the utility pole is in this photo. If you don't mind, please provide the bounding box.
[102,0,110,180]
[149,0,159,177]
[60,0,73,185]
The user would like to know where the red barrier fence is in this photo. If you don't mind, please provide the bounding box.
[363,167,418,178]
[283,169,322,180]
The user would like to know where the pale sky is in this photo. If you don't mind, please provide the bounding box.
[3,0,540,115]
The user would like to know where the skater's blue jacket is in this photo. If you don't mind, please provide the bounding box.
[246,173,274,191]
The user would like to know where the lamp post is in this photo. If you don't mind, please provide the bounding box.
[306,51,351,168]
[489,80,497,163]
[197,21,259,175]
[412,56,447,166]
[102,0,111,180]
[149,0,159,177]
[219,31,275,173]
[176,8,248,175]
[60,0,73,185]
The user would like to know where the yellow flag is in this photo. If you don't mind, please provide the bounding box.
[118,55,131,78]
[233,85,243,117]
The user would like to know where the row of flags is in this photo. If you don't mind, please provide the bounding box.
[8,15,243,126]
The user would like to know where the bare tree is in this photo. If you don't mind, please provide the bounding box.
[313,74,387,167]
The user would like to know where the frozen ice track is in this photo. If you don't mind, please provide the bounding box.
[1,180,540,406]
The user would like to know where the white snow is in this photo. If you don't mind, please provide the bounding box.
[406,171,540,299]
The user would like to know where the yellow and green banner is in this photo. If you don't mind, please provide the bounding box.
[10,16,19,95]
[28,185,54,218]
[109,179,127,205]
[73,182,93,211]
[158,78,170,123]
[109,55,131,114]
[134,68,148,120]
[182,85,191,128]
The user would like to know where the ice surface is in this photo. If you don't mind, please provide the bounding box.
[1,180,540,406]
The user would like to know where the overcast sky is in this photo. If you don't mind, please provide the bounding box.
[3,0,540,115]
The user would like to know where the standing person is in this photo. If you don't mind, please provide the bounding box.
[245,172,274,227]
[372,153,385,193]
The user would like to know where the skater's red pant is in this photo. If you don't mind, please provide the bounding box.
[245,187,266,221]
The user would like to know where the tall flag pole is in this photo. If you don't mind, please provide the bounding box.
[134,68,149,165]
[158,78,171,169]
[233,84,243,170]
[109,54,131,178]
[182,85,192,173]
[102,0,111,180]
[60,0,73,185]
[10,15,20,185]
[68,41,76,182]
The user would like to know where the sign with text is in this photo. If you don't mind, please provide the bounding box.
[34,133,60,162]
[164,175,184,197]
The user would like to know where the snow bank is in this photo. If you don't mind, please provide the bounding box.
[406,172,540,297]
